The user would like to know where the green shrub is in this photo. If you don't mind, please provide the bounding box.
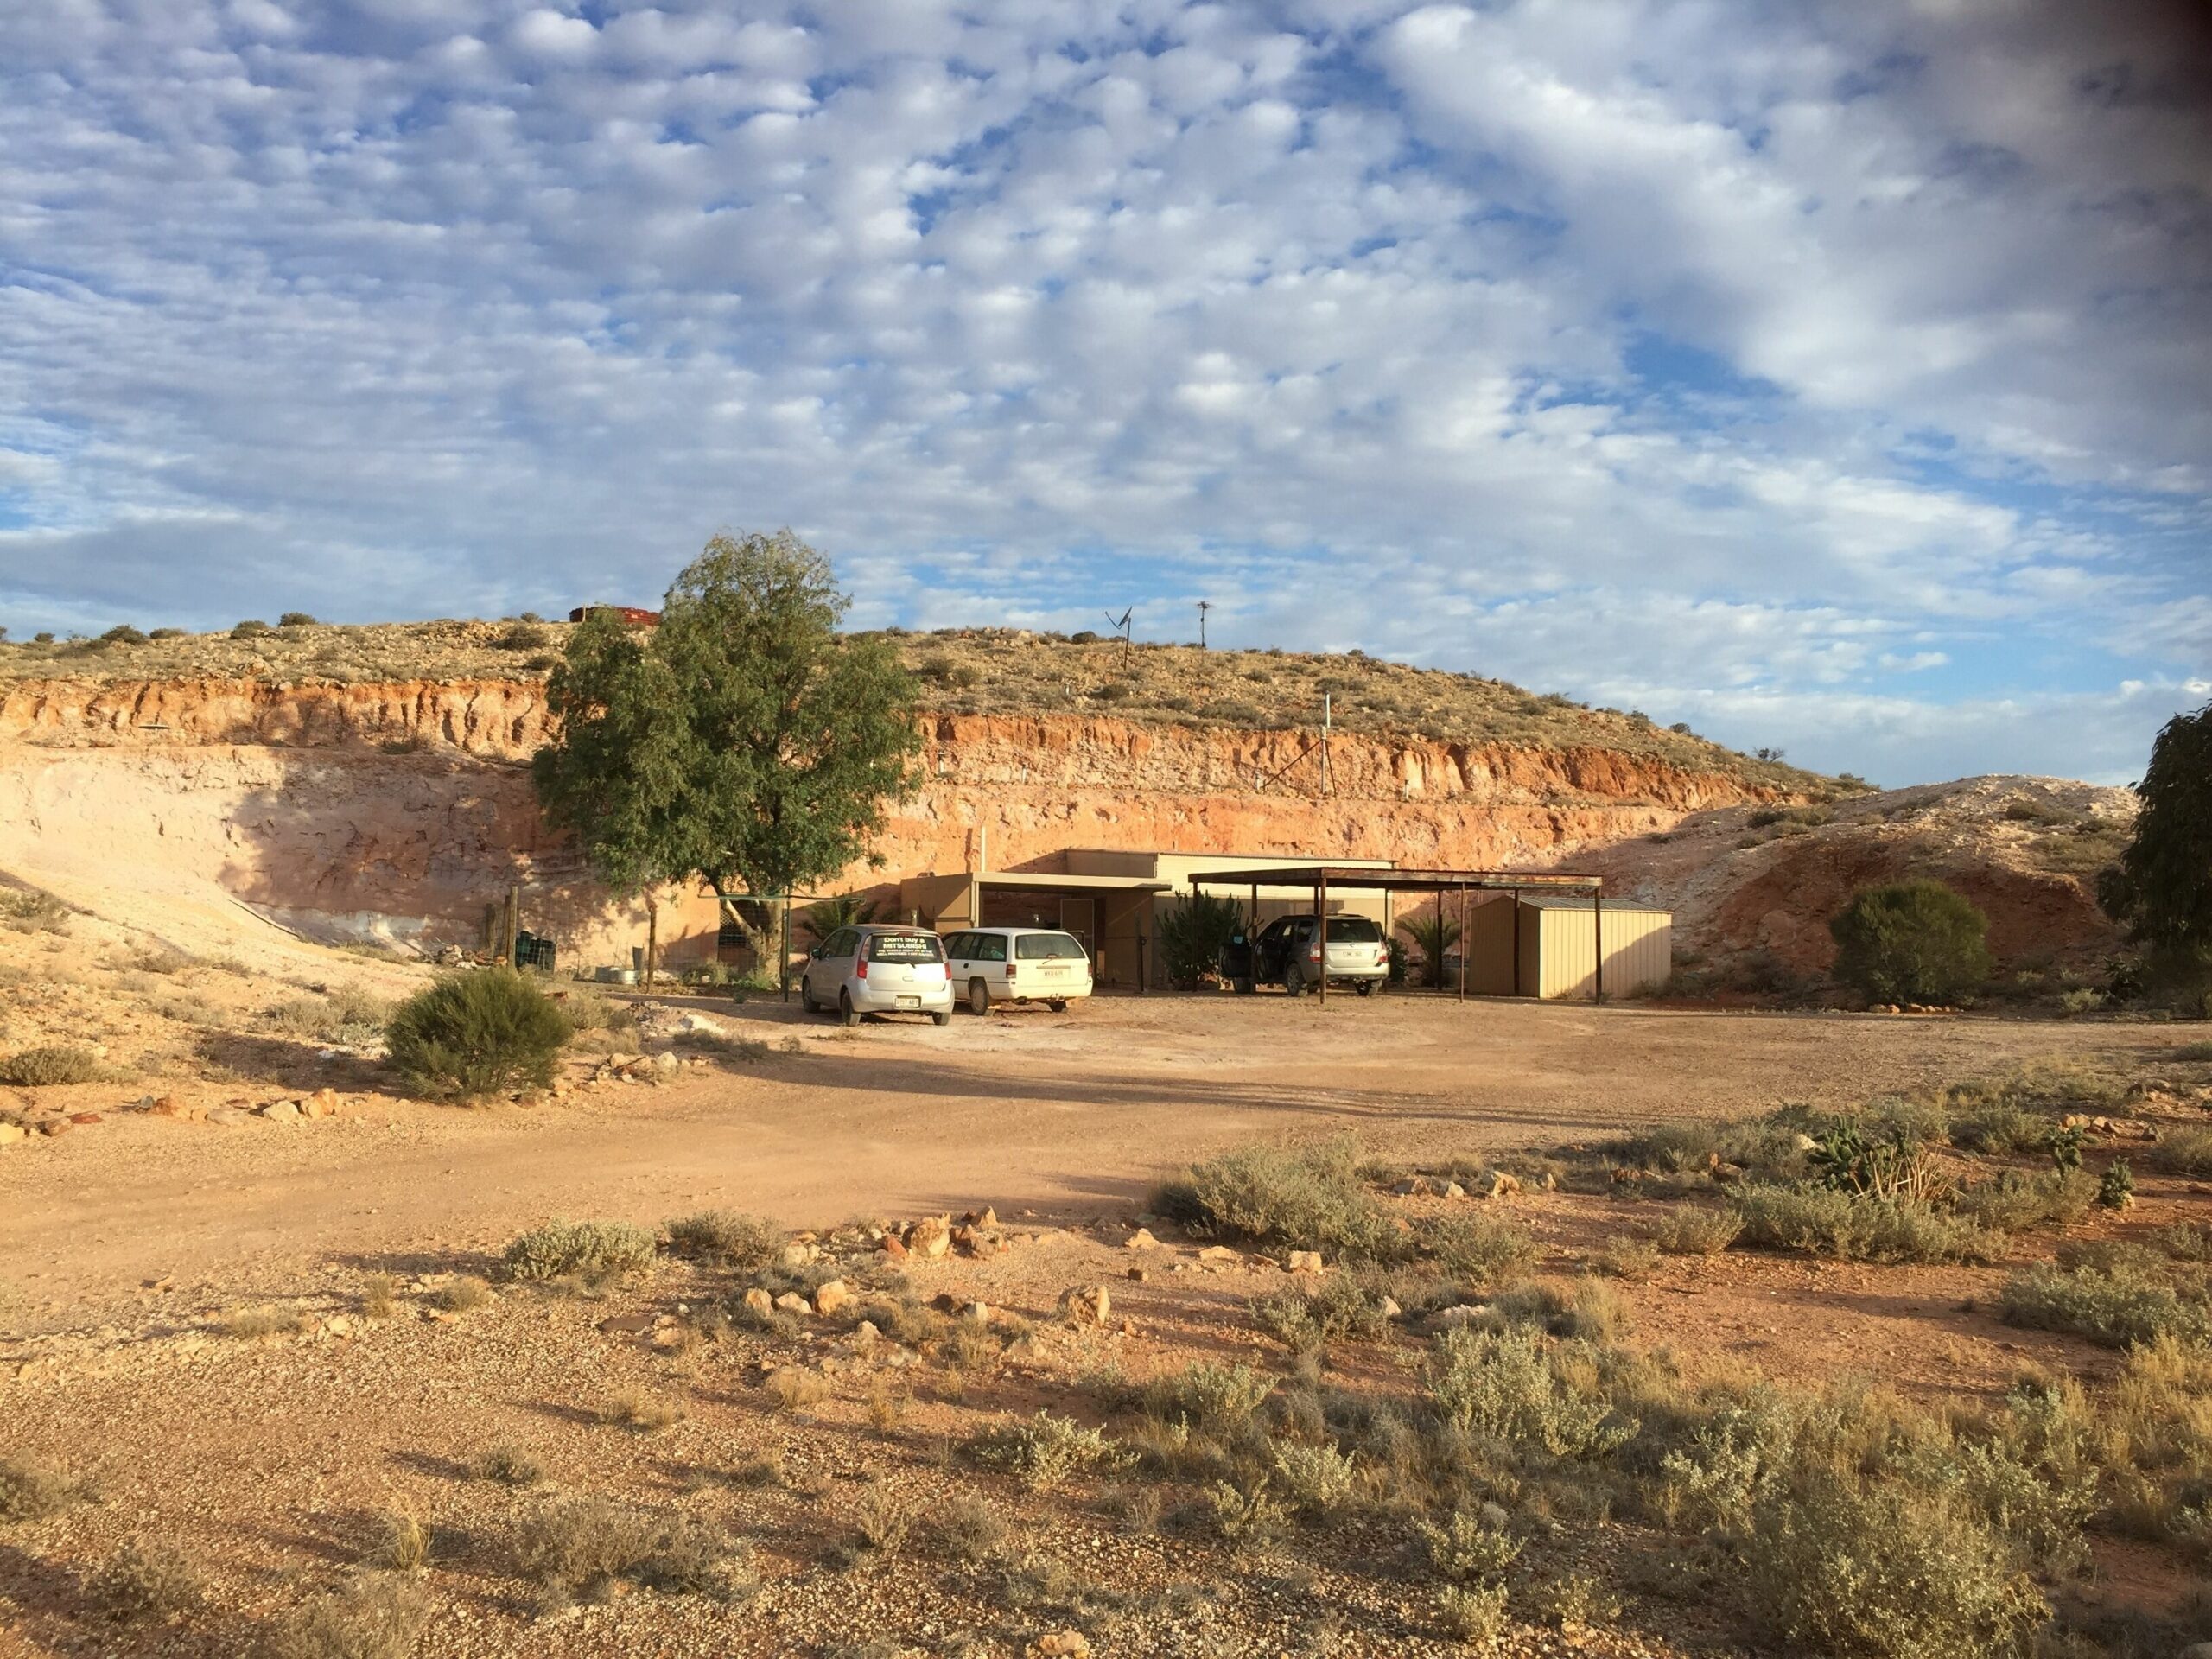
[662,1211,782,1270]
[1416,1505,1522,1581]
[1141,1361,1277,1430]
[970,1411,1132,1490]
[2000,1263,2209,1349]
[1250,1274,1393,1356]
[1427,1326,1634,1459]
[1749,1476,2047,1659]
[385,968,568,1099]
[0,1044,101,1086]
[1423,1211,1538,1282]
[1955,1170,2090,1236]
[1435,1581,1510,1643]
[98,624,148,646]
[1155,893,1245,989]
[501,1219,657,1282]
[232,619,272,638]
[278,611,318,627]
[1268,1440,1361,1516]
[1732,1185,1991,1264]
[1830,881,1993,1005]
[2098,1160,2136,1211]
[0,887,70,933]
[149,626,185,640]
[1156,1136,1400,1260]
[0,1457,79,1521]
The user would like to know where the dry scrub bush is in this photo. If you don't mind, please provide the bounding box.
[662,1211,782,1270]
[0,888,69,933]
[934,1494,1006,1561]
[500,1218,655,1282]
[385,968,568,1100]
[1731,1184,1992,1264]
[2000,1262,2210,1349]
[473,1446,544,1487]
[970,1411,1133,1490]
[1955,1171,2091,1235]
[1749,1477,2046,1659]
[1650,1203,1744,1255]
[598,1390,687,1433]
[429,1275,490,1313]
[1435,1581,1510,1645]
[1155,1135,1402,1260]
[1592,1233,1660,1280]
[222,1305,319,1340]
[1424,1211,1539,1282]
[358,1275,397,1319]
[2152,1129,2212,1179]
[0,1457,79,1521]
[88,1538,205,1624]
[764,1368,828,1412]
[264,989,391,1046]
[1250,1274,1393,1358]
[258,1577,428,1659]
[1417,1506,1522,1582]
[512,1496,753,1606]
[0,1044,101,1086]
[1139,1361,1277,1431]
[1427,1327,1634,1459]
[1268,1440,1361,1517]
[366,1510,432,1573]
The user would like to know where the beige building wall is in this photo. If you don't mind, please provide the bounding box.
[1527,903,1672,1000]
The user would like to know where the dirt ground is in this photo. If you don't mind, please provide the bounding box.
[3,992,2191,1338]
[4,990,2210,1659]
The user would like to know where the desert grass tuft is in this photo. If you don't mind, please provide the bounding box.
[87,1537,205,1624]
[258,1576,429,1659]
[501,1218,656,1283]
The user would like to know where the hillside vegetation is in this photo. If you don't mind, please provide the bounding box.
[0,619,1838,795]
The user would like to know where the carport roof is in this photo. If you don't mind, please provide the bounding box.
[1186,864,1601,893]
[969,871,1173,893]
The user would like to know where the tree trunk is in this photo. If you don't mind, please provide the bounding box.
[645,890,658,988]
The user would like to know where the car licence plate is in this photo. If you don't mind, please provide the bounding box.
[897,995,921,1008]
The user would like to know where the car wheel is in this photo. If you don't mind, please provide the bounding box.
[1355,980,1376,997]
[799,977,818,1014]
[1284,963,1306,997]
[1048,999,1068,1013]
[839,990,859,1027]
[968,978,991,1016]
[1235,976,1255,995]
[931,1010,950,1027]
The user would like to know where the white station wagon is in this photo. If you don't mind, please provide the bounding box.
[942,926,1093,1014]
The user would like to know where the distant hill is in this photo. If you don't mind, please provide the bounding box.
[0,618,1840,799]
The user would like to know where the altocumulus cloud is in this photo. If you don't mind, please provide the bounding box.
[0,0,2205,785]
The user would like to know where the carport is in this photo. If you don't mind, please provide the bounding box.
[1185,864,1608,1005]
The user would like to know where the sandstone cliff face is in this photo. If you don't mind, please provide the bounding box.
[0,676,1785,967]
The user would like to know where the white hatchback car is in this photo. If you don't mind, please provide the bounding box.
[943,927,1093,1014]
[799,925,954,1026]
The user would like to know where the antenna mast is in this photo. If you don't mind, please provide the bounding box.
[1104,606,1133,658]
[1197,600,1211,649]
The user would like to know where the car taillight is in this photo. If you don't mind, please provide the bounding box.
[1005,960,1017,979]
[1308,944,1322,962]
[855,948,868,980]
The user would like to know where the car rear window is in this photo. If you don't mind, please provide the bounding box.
[865,932,944,963]
[1325,917,1382,943]
[1014,931,1086,961]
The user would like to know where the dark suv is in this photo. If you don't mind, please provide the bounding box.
[1218,913,1389,997]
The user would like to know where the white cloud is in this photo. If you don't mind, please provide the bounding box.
[0,0,2202,785]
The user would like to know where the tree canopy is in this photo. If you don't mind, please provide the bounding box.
[1828,880,1991,1006]
[2100,702,2212,956]
[532,531,921,917]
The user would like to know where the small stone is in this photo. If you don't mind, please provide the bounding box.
[773,1292,811,1315]
[262,1101,302,1122]
[813,1279,854,1318]
[1478,1170,1521,1200]
[1441,1180,1466,1200]
[741,1288,774,1319]
[302,1088,339,1119]
[1197,1244,1241,1265]
[1286,1249,1324,1274]
[1127,1267,1148,1282]
[1377,1295,1402,1319]
[37,1117,71,1137]
[1057,1285,1111,1326]
[1124,1228,1160,1250]
[879,1233,909,1262]
[907,1216,953,1260]
[598,1313,654,1335]
[206,1107,250,1127]
[1028,1632,1090,1658]
[852,1319,881,1344]
[0,1124,25,1146]
[962,1300,992,1325]
[1433,1304,1484,1330]
[66,1111,101,1126]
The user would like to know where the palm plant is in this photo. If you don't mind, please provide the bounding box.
[1396,911,1463,989]
[798,892,885,945]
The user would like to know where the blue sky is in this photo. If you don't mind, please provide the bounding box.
[1,0,2206,786]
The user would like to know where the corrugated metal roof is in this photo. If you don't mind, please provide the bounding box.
[1518,893,1670,913]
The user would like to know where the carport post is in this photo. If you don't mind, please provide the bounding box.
[1316,870,1327,1005]
[1458,883,1466,1002]
[1594,887,1605,1005]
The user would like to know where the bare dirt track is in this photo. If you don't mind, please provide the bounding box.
[3,991,2190,1338]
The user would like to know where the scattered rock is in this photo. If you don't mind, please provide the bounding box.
[1124,1228,1160,1250]
[879,1233,909,1262]
[1197,1244,1241,1265]
[0,1123,24,1146]
[261,1101,302,1123]
[37,1118,71,1138]
[1028,1633,1090,1658]
[1057,1285,1111,1326]
[1433,1304,1485,1330]
[67,1111,102,1127]
[907,1216,953,1260]
[205,1107,251,1128]
[813,1279,854,1318]
[302,1088,340,1119]
[741,1288,774,1319]
[1478,1170,1522,1200]
[1377,1295,1402,1319]
[1127,1267,1148,1282]
[1441,1180,1467,1200]
[961,1206,1000,1229]
[773,1292,811,1316]
[1286,1250,1324,1274]
[598,1313,654,1335]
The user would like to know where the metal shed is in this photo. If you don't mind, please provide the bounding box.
[1516,894,1674,1001]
